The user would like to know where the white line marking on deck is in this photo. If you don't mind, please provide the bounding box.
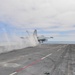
[41,53,52,60]
[9,53,52,75]
[10,72,17,75]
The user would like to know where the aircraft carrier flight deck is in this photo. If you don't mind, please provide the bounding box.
[0,44,75,75]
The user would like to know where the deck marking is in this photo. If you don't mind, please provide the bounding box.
[10,72,17,75]
[9,53,52,75]
[41,53,52,60]
[16,53,52,72]
[16,59,42,72]
[9,45,68,75]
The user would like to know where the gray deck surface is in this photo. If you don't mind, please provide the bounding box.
[0,44,74,75]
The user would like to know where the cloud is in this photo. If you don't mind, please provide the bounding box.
[51,0,75,13]
[0,0,75,41]
[55,12,75,25]
[0,0,60,28]
[44,26,75,32]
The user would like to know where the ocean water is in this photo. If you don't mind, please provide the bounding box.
[45,41,75,44]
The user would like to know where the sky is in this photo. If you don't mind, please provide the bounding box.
[0,0,75,42]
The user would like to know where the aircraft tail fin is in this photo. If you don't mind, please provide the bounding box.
[33,29,37,36]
